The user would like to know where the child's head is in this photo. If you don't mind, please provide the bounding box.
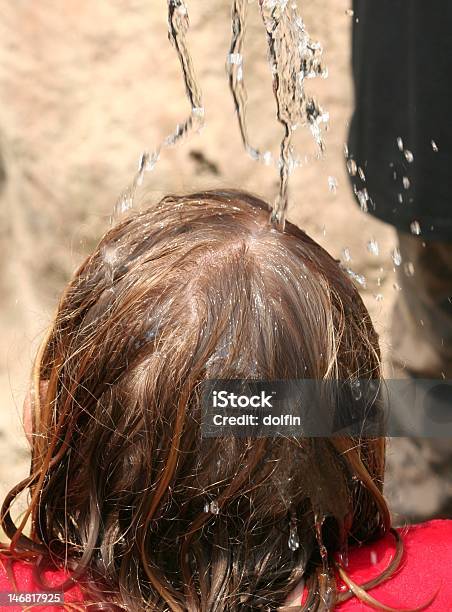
[2,190,388,610]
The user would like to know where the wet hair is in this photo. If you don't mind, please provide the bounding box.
[1,190,393,610]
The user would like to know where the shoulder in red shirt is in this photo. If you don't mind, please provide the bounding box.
[334,519,452,610]
[0,555,83,612]
[1,520,451,610]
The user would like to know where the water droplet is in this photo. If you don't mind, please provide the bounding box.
[357,189,368,212]
[203,501,210,513]
[345,268,367,288]
[210,500,220,515]
[347,159,357,176]
[288,523,300,551]
[403,177,410,190]
[397,137,404,151]
[367,239,379,256]
[342,248,352,262]
[345,8,354,16]
[404,262,415,276]
[351,379,362,401]
[328,176,338,193]
[227,52,243,65]
[176,3,188,16]
[398,193,404,203]
[262,150,273,165]
[370,551,378,565]
[393,283,401,291]
[146,329,157,341]
[410,220,421,235]
[404,150,414,163]
[358,167,366,181]
[431,140,439,152]
[338,544,349,568]
[192,106,205,118]
[392,247,402,266]
[102,245,118,267]
[374,293,384,302]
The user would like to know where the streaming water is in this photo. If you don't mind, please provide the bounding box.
[112,0,327,233]
[227,0,328,230]
[111,0,204,224]
[227,0,269,164]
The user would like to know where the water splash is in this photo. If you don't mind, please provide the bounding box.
[112,0,204,224]
[228,0,328,230]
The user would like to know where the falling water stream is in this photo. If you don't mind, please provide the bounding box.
[112,0,204,223]
[113,0,327,232]
[228,0,328,229]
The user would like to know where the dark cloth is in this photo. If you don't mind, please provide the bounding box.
[348,1,452,240]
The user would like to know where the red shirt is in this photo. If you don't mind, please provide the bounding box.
[333,519,452,610]
[0,520,451,610]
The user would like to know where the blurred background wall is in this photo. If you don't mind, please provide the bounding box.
[1,0,434,525]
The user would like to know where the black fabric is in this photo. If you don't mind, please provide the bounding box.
[348,1,452,240]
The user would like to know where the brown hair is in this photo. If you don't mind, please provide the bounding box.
[1,190,391,610]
